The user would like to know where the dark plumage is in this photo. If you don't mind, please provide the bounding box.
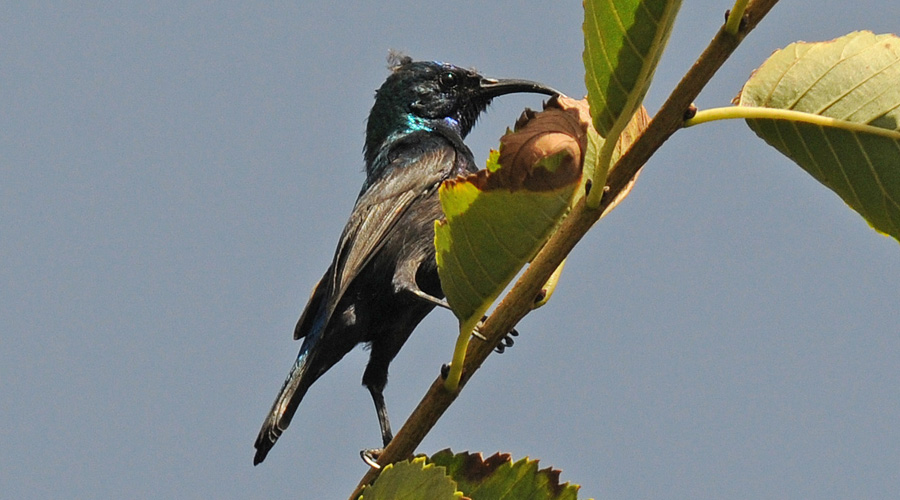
[254,57,559,465]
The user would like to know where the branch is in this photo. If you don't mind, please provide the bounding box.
[350,0,779,496]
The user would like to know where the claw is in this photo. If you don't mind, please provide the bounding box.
[493,327,519,354]
[360,449,383,469]
[470,316,520,353]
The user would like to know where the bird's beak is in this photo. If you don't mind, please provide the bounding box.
[478,77,564,99]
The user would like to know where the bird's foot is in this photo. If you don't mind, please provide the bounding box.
[360,448,383,469]
[494,328,518,354]
[471,316,519,354]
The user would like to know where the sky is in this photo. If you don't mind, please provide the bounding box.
[3,2,899,499]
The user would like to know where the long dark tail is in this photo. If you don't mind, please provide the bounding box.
[253,350,314,465]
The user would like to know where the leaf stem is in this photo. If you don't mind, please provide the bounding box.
[686,106,900,139]
[443,316,479,391]
[725,0,750,35]
[585,129,615,208]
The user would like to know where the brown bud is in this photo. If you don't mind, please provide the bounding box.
[465,96,591,192]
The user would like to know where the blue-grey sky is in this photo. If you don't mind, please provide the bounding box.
[3,2,899,499]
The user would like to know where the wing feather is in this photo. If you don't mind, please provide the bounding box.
[293,134,458,340]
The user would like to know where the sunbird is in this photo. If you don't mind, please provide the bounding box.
[254,56,559,465]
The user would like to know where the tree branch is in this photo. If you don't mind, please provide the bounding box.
[350,0,779,496]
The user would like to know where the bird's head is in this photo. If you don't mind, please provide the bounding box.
[364,56,560,167]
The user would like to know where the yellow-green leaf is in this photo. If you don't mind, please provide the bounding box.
[428,449,588,500]
[359,457,462,500]
[436,185,574,319]
[436,97,588,390]
[737,31,900,241]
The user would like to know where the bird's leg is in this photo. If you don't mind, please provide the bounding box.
[370,385,393,446]
[394,261,450,310]
[399,269,517,352]
[412,293,516,352]
[360,385,393,469]
[472,316,519,354]
[409,288,451,310]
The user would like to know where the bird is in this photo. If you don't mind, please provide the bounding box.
[253,55,560,465]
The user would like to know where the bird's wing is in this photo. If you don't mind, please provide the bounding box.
[293,134,460,340]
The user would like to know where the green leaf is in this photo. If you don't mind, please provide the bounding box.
[428,449,587,500]
[583,0,681,206]
[583,0,679,136]
[435,179,575,320]
[737,31,900,241]
[435,98,588,390]
[359,457,463,500]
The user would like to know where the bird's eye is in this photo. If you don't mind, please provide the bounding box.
[439,71,458,88]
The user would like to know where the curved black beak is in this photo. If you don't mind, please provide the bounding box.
[478,77,564,99]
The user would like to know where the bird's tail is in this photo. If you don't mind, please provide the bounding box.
[253,350,315,465]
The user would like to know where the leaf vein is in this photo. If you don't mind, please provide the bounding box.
[821,127,866,212]
[821,54,900,117]
[459,217,501,298]
[853,132,900,212]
